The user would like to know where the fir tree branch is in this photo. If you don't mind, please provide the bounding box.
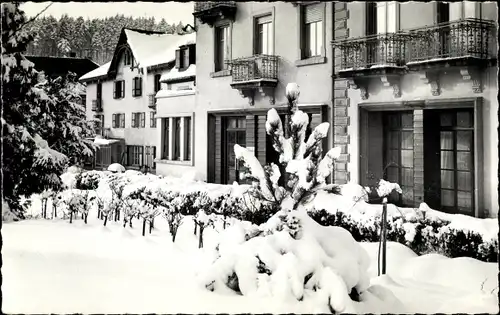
[7,3,54,42]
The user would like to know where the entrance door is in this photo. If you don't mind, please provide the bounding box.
[424,109,475,215]
[223,117,246,184]
[383,111,415,206]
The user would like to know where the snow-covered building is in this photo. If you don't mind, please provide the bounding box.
[193,2,335,184]
[333,2,498,218]
[79,28,195,172]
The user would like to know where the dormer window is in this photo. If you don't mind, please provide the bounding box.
[175,44,196,70]
[124,50,132,66]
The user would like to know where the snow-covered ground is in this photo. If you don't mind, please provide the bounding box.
[3,208,498,314]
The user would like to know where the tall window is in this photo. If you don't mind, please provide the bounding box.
[113,80,125,99]
[127,145,144,167]
[112,113,125,128]
[145,146,156,169]
[255,15,273,55]
[366,2,377,35]
[154,74,162,92]
[184,116,191,161]
[131,112,145,128]
[215,25,230,71]
[384,112,415,206]
[173,117,181,160]
[162,118,170,159]
[94,114,104,136]
[150,111,156,128]
[302,4,323,58]
[124,50,132,66]
[132,77,142,97]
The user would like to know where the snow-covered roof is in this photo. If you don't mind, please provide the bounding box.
[126,30,196,68]
[79,61,111,81]
[160,64,196,83]
[94,138,121,146]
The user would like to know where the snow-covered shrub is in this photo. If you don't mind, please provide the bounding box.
[162,194,185,242]
[75,170,102,190]
[200,210,373,313]
[194,209,216,248]
[107,163,125,173]
[58,189,90,223]
[309,209,498,263]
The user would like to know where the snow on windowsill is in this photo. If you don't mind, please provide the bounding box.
[154,159,193,166]
[160,64,196,83]
[156,89,196,98]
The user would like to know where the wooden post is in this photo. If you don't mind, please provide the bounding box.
[381,197,388,275]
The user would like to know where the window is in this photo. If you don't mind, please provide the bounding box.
[150,111,156,128]
[215,25,230,72]
[81,94,87,107]
[145,146,156,169]
[131,112,145,128]
[132,77,142,97]
[113,80,125,99]
[112,113,125,128]
[162,118,169,159]
[127,145,144,167]
[255,15,273,55]
[302,4,323,58]
[124,50,132,66]
[94,114,104,136]
[376,2,398,34]
[160,116,193,162]
[154,74,162,92]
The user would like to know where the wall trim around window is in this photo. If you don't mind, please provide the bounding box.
[157,113,195,166]
[357,97,484,217]
[252,7,276,55]
[211,19,233,77]
[296,2,327,65]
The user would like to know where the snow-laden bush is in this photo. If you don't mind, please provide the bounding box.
[309,209,498,263]
[108,163,125,173]
[200,209,374,313]
[75,170,103,190]
[58,189,94,224]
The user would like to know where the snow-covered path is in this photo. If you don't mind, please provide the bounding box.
[3,217,499,314]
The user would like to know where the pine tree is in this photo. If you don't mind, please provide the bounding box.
[235,83,342,213]
[2,3,68,217]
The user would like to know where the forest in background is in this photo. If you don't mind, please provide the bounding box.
[25,14,192,65]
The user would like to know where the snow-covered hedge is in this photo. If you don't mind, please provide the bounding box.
[308,209,498,263]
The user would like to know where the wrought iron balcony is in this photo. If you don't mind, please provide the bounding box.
[334,33,408,74]
[91,99,102,112]
[148,94,156,109]
[226,54,279,105]
[406,18,496,67]
[193,1,237,27]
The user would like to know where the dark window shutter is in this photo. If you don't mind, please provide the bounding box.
[304,3,322,24]
[138,77,143,96]
[175,49,181,68]
[112,114,116,128]
[189,44,196,65]
[113,82,117,99]
[97,82,102,99]
[121,80,125,98]
[132,113,136,128]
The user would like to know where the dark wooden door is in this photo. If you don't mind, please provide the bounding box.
[424,109,475,215]
[223,117,246,184]
[383,111,415,206]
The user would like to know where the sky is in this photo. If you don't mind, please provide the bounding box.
[20,2,194,24]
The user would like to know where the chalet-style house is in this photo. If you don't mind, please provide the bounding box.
[79,28,195,172]
[332,1,498,218]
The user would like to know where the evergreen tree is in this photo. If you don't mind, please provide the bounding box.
[2,3,68,216]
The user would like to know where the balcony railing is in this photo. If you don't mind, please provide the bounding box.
[91,99,102,112]
[194,1,236,12]
[193,1,237,26]
[227,54,279,83]
[334,33,408,71]
[148,94,156,109]
[406,18,496,63]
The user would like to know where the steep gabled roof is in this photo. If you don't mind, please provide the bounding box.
[79,28,196,82]
[79,61,111,82]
